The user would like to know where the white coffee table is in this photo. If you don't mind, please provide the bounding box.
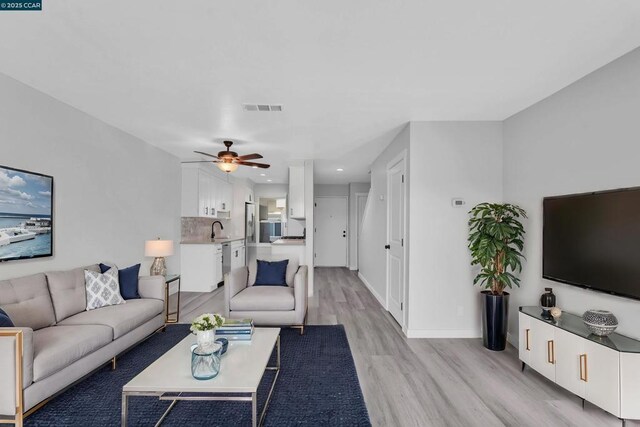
[121,328,281,427]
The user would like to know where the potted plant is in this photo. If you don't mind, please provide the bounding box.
[190,313,225,349]
[468,203,527,351]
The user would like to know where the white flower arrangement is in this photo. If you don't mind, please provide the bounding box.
[190,313,225,333]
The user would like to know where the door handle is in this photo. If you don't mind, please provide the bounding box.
[547,340,555,364]
[580,354,588,382]
[384,244,390,250]
[525,329,530,351]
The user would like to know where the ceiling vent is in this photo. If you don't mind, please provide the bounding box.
[242,104,283,112]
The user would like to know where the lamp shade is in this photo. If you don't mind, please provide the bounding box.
[145,239,174,257]
[217,161,239,173]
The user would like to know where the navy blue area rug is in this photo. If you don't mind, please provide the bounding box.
[25,325,370,426]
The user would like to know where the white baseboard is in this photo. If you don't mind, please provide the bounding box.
[357,272,386,308]
[405,329,482,339]
[349,266,358,271]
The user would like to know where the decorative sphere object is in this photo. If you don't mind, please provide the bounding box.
[582,309,618,336]
[550,307,562,319]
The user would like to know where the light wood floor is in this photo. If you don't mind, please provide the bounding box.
[176,268,635,427]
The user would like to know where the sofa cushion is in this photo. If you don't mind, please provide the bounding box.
[248,258,299,287]
[58,299,163,339]
[0,307,13,327]
[46,265,100,322]
[0,273,56,330]
[84,268,126,310]
[100,263,141,300]
[255,259,288,286]
[33,325,112,382]
[230,286,295,311]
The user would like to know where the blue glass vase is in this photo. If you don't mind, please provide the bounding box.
[191,341,222,380]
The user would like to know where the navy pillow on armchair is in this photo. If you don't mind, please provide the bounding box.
[0,307,14,327]
[100,263,141,299]
[254,259,289,286]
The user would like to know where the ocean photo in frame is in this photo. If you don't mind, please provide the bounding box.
[0,165,53,262]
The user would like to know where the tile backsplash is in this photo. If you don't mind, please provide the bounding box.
[181,217,230,241]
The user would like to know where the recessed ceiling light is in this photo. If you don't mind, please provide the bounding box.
[336,168,344,172]
[252,166,258,169]
[260,173,266,176]
[267,179,272,182]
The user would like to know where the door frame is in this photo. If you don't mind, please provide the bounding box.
[354,192,369,271]
[314,195,349,267]
[385,150,408,327]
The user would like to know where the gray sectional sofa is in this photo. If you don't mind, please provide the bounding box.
[0,264,165,419]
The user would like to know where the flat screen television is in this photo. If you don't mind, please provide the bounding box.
[543,187,640,300]
[0,165,53,262]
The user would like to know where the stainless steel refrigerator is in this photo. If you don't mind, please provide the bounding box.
[244,202,256,265]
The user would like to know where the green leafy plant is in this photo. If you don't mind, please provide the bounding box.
[468,203,527,295]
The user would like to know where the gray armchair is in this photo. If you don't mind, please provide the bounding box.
[224,258,308,334]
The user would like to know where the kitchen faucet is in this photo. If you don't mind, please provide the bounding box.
[211,221,224,239]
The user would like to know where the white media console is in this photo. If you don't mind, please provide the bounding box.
[519,307,640,425]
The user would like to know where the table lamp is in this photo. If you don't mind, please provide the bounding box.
[145,238,174,276]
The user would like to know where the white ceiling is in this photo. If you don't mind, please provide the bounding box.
[1,1,640,184]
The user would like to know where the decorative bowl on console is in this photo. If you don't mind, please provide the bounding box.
[582,309,618,336]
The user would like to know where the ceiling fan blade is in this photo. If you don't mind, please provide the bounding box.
[181,160,219,164]
[237,161,270,169]
[194,150,220,159]
[236,153,263,161]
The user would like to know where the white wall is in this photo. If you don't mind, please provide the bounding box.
[314,184,349,197]
[359,124,410,305]
[504,47,640,342]
[407,122,503,338]
[0,73,181,279]
[349,182,370,270]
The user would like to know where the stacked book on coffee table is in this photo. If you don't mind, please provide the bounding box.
[215,318,254,341]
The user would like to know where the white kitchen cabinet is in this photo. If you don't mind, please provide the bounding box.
[288,165,305,219]
[230,240,245,271]
[216,179,232,213]
[182,166,216,218]
[518,307,640,421]
[180,244,223,292]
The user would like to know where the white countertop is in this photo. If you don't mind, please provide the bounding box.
[181,237,245,245]
[271,238,306,246]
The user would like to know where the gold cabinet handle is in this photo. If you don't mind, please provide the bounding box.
[547,340,555,364]
[525,329,530,351]
[580,354,588,382]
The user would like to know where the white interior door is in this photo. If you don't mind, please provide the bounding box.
[387,157,405,326]
[314,197,348,266]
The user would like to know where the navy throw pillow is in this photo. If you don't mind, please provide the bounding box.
[0,307,14,327]
[100,263,141,299]
[254,259,289,286]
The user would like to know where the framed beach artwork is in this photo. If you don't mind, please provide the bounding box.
[0,165,53,262]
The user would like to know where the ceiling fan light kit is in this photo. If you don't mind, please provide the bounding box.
[217,160,239,173]
[184,140,270,173]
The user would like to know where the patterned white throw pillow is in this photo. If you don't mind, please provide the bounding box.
[84,267,126,311]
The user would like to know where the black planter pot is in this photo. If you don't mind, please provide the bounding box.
[481,291,510,351]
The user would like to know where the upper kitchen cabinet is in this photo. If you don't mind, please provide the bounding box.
[181,165,232,218]
[288,165,305,219]
[216,180,233,213]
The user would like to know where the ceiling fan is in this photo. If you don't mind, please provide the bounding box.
[183,140,270,173]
